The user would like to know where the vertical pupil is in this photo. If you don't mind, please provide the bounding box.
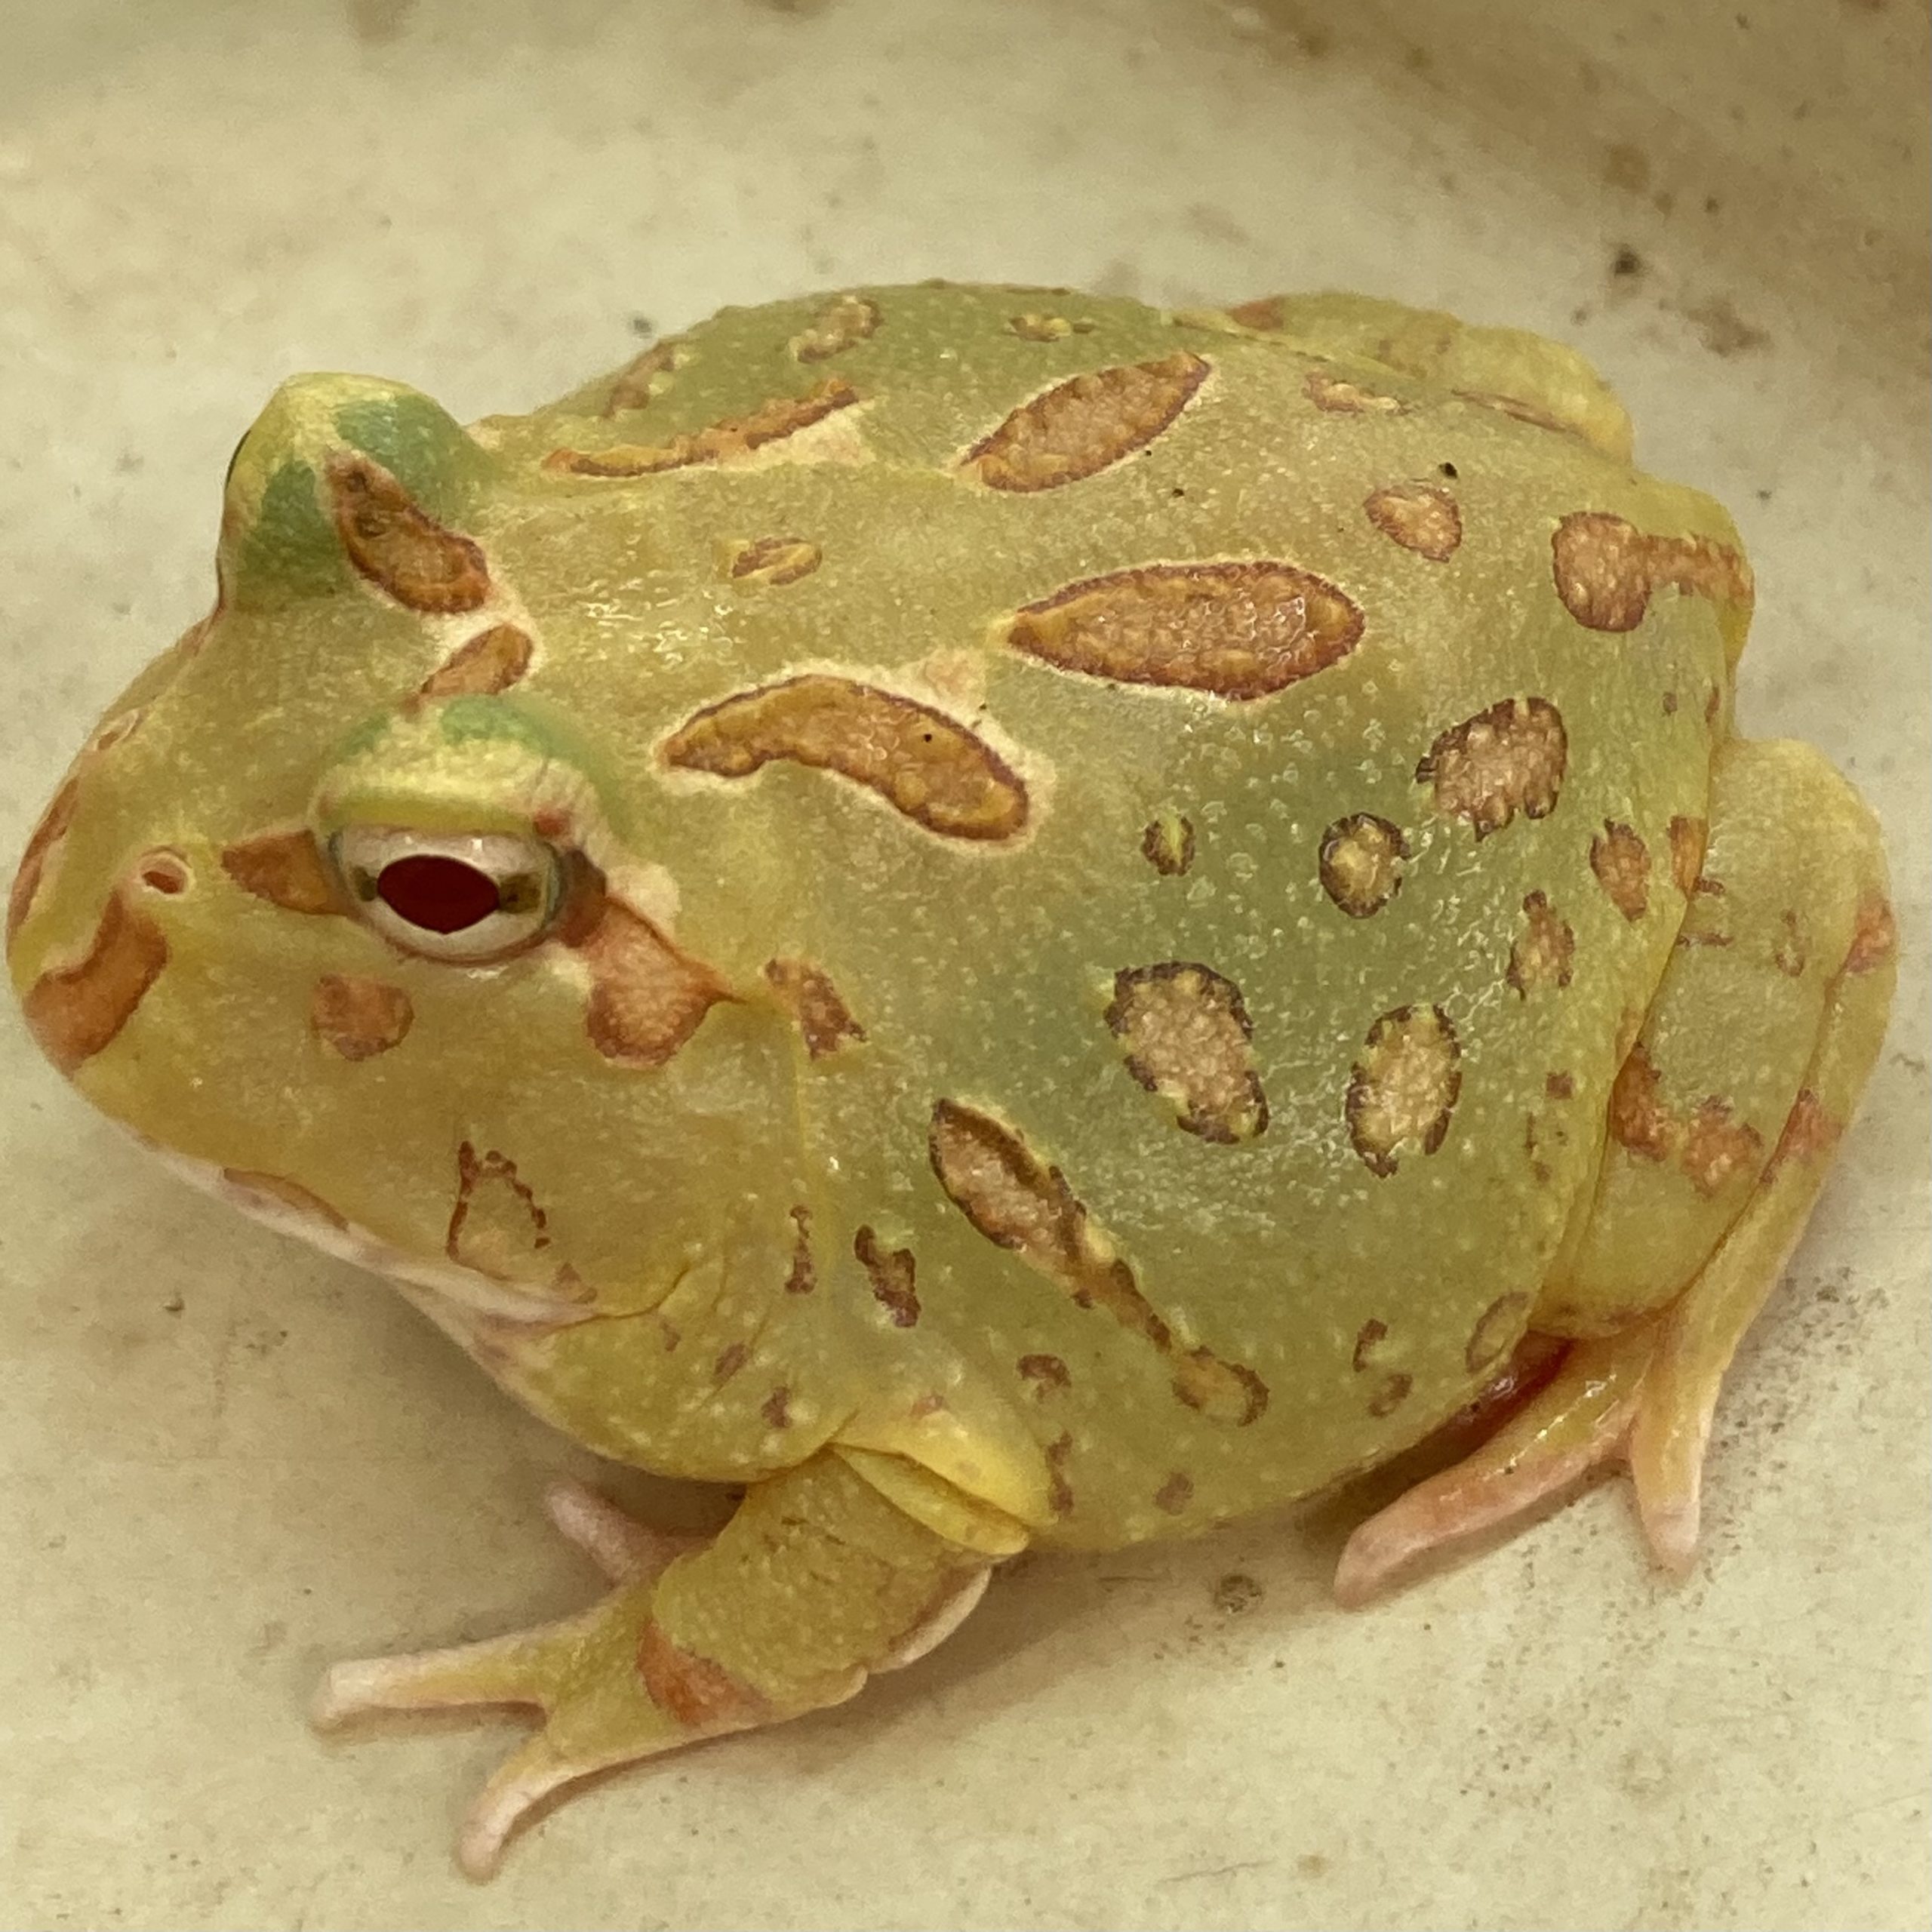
[377,855,502,934]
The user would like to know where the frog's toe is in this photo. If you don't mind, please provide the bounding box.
[543,1477,704,1585]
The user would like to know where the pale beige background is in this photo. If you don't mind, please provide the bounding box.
[2,4,1927,1928]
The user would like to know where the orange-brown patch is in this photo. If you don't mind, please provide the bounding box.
[1364,482,1463,561]
[663,675,1028,842]
[8,777,81,945]
[635,1621,769,1730]
[783,1205,816,1294]
[712,1342,751,1384]
[1141,811,1196,877]
[1607,1044,1675,1164]
[1352,1318,1388,1371]
[1346,1004,1462,1178]
[1506,891,1575,997]
[1319,813,1407,918]
[1017,1353,1071,1396]
[417,623,534,699]
[760,1386,792,1429]
[790,294,881,363]
[722,535,823,586]
[763,958,865,1058]
[549,378,861,476]
[1764,1088,1843,1183]
[963,351,1209,492]
[604,334,693,415]
[1773,909,1807,978]
[1416,697,1567,838]
[572,896,730,1069]
[1106,961,1269,1143]
[446,1141,565,1283]
[928,1098,1266,1425]
[324,453,490,614]
[21,889,170,1075]
[1668,815,1708,897]
[1305,370,1404,414]
[1044,1431,1076,1518]
[1609,1042,1767,1195]
[310,973,414,1060]
[1552,511,1752,632]
[221,828,343,916]
[1844,892,1897,975]
[1546,1071,1575,1100]
[1007,561,1363,701]
[1465,1292,1531,1374]
[222,1169,349,1231]
[1154,1471,1195,1514]
[1590,821,1651,921]
[854,1225,920,1327]
[1680,1100,1764,1198]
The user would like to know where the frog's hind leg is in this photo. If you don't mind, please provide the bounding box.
[1336,738,1895,1604]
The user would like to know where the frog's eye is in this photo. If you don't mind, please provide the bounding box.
[330,826,558,963]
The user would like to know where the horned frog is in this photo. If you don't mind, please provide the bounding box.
[7,284,1895,1875]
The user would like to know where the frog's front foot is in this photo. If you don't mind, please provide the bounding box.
[312,1456,998,1877]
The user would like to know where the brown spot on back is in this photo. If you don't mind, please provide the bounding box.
[964,352,1209,492]
[1154,1471,1195,1514]
[573,896,730,1069]
[8,777,81,945]
[1680,1100,1764,1197]
[1352,1318,1389,1371]
[1465,1293,1531,1374]
[1773,909,1807,978]
[1364,482,1463,561]
[221,828,343,916]
[1007,561,1363,701]
[1608,1044,1676,1164]
[1590,821,1651,921]
[1043,1431,1075,1518]
[1367,1372,1413,1417]
[790,294,881,363]
[783,1206,816,1294]
[1346,1004,1462,1177]
[1546,1071,1575,1100]
[712,1342,751,1384]
[663,675,1028,842]
[604,334,692,415]
[22,890,170,1075]
[928,1099,1266,1424]
[722,535,823,586]
[1609,1042,1766,1195]
[636,1621,768,1730]
[1305,370,1404,414]
[1106,961,1269,1143]
[324,454,490,614]
[417,623,534,699]
[549,377,860,476]
[1141,811,1196,877]
[1417,697,1567,838]
[1844,892,1897,974]
[310,974,414,1060]
[222,1169,349,1231]
[763,958,865,1057]
[1669,815,1708,897]
[1319,814,1407,917]
[854,1226,920,1327]
[760,1386,792,1429]
[1764,1088,1842,1183]
[1506,891,1576,997]
[1552,511,1752,632]
[1017,1353,1071,1396]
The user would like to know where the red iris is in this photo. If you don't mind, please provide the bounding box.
[376,855,501,934]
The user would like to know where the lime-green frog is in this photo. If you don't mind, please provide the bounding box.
[7,285,1895,1875]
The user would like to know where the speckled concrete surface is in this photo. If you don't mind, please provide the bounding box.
[2,3,1927,1927]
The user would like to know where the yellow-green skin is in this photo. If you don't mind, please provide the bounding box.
[6,285,1795,1552]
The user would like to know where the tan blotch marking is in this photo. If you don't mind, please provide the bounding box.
[1141,811,1196,877]
[1017,1353,1070,1397]
[1546,1070,1575,1100]
[1305,370,1404,414]
[1318,813,1407,918]
[1346,1004,1463,1178]
[446,1141,589,1294]
[1773,909,1807,978]
[1668,815,1708,897]
[1106,962,1269,1143]
[854,1226,920,1327]
[604,334,693,415]
[783,1206,816,1294]
[712,1343,751,1384]
[1607,1044,1765,1196]
[22,890,170,1075]
[1764,1089,1842,1183]
[136,850,192,896]
[1551,511,1752,632]
[1364,482,1463,561]
[324,453,490,615]
[928,1099,1267,1425]
[1007,561,1363,701]
[962,351,1209,493]
[1465,1292,1531,1374]
[790,294,881,363]
[1044,1432,1075,1518]
[548,378,860,477]
[722,535,822,586]
[636,1622,768,1730]
[663,675,1028,842]
[221,828,343,916]
[763,958,865,1058]
[1154,1471,1195,1515]
[310,973,414,1060]
[1590,821,1651,921]
[1844,892,1897,974]
[1367,1372,1413,1417]
[760,1386,792,1429]
[1352,1318,1388,1371]
[571,895,730,1070]
[8,777,81,944]
[417,623,534,699]
[1416,697,1567,838]
[222,1169,349,1231]
[1506,891,1575,998]
[1008,313,1096,341]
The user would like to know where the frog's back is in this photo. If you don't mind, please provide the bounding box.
[484,285,1747,1544]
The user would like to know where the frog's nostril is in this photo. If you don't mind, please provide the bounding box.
[136,849,193,896]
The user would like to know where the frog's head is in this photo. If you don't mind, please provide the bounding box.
[8,375,789,1324]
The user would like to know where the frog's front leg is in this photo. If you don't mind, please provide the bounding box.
[313,1455,1003,1877]
[1337,737,1896,1603]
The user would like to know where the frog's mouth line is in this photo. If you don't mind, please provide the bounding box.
[140,1138,597,1330]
